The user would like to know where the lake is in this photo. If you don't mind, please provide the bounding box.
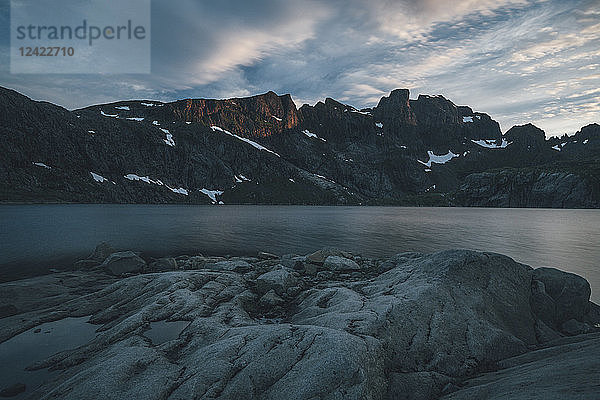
[1,205,599,302]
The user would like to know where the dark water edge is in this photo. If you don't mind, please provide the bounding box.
[1,204,599,301]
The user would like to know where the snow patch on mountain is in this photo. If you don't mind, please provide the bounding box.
[33,162,51,169]
[90,172,108,182]
[302,130,326,142]
[211,126,280,157]
[101,111,118,118]
[350,109,371,116]
[127,117,145,121]
[160,128,175,146]
[115,106,130,110]
[463,116,474,123]
[471,138,511,149]
[234,175,251,183]
[124,174,163,186]
[168,187,188,195]
[375,122,383,128]
[417,151,460,168]
[200,188,223,203]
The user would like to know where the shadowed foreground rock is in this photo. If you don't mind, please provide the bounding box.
[0,248,598,400]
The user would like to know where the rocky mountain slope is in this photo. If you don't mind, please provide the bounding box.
[1,86,598,207]
[0,246,598,399]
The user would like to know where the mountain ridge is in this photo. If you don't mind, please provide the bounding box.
[1,85,598,207]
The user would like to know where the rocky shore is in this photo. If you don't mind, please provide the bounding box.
[0,244,598,399]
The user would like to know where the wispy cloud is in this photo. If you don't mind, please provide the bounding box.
[0,0,597,136]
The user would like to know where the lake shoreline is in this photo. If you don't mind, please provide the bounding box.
[2,205,599,303]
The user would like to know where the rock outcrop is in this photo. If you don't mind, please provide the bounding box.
[0,248,598,400]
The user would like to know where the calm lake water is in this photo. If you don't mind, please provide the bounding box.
[1,205,599,301]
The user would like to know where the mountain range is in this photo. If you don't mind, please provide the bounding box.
[1,86,598,207]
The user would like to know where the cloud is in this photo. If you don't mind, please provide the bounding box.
[0,0,597,136]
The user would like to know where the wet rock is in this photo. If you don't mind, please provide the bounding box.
[0,383,26,397]
[101,251,146,276]
[323,255,361,271]
[256,267,298,296]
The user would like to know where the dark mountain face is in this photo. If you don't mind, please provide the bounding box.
[0,86,598,207]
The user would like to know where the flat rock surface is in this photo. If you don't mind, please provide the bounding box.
[0,249,597,400]
[441,333,600,400]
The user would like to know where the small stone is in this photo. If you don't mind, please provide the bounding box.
[323,256,360,271]
[316,271,333,280]
[304,263,319,276]
[258,251,279,260]
[306,248,345,264]
[281,255,306,270]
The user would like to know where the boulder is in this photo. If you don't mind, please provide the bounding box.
[89,242,116,262]
[306,248,348,264]
[280,255,306,270]
[532,267,591,326]
[561,319,594,336]
[146,258,177,273]
[101,251,146,276]
[259,289,286,307]
[256,267,298,296]
[323,255,361,271]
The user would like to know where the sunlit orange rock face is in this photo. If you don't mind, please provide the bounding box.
[168,91,300,138]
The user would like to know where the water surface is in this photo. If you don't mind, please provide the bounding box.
[0,317,97,399]
[1,205,598,301]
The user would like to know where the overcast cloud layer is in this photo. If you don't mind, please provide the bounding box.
[0,0,598,136]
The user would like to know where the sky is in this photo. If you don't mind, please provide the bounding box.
[0,0,598,137]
